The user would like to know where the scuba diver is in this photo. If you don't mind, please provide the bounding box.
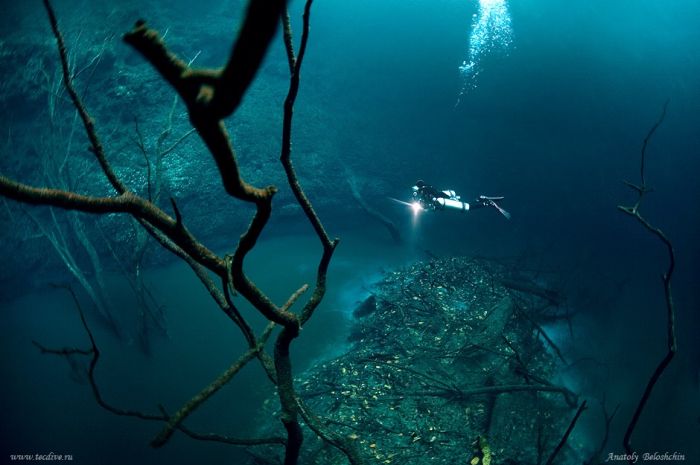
[411,180,511,219]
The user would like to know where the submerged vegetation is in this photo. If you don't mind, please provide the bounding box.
[254,257,582,464]
[1,1,348,463]
[0,1,685,464]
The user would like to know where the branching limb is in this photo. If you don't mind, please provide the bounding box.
[54,285,165,421]
[122,10,280,202]
[42,0,126,194]
[280,0,335,252]
[401,383,578,408]
[0,177,226,275]
[123,5,296,336]
[274,5,347,463]
[3,1,226,279]
[32,340,92,356]
[622,99,669,207]
[151,322,276,448]
[139,219,277,383]
[618,100,676,460]
[278,0,339,347]
[229,201,299,328]
[38,285,284,448]
[12,3,343,464]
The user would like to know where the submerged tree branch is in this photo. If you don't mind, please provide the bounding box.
[0,177,226,275]
[545,400,587,465]
[394,383,578,408]
[151,322,276,448]
[5,1,343,464]
[42,0,126,194]
[618,101,677,460]
[585,400,620,465]
[297,398,368,465]
[280,0,335,252]
[37,286,284,447]
[275,3,353,464]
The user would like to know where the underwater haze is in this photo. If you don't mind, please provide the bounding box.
[1,0,699,464]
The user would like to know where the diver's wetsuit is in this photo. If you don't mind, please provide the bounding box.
[414,180,449,202]
[413,180,486,211]
[411,180,510,218]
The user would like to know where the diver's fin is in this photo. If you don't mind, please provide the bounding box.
[497,206,511,220]
[482,197,511,220]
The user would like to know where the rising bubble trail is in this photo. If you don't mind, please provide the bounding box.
[456,0,513,105]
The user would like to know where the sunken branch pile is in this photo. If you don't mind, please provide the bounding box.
[251,257,582,465]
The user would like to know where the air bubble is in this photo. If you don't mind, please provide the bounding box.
[456,0,513,105]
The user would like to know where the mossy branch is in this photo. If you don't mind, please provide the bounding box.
[123,5,300,334]
[151,322,276,448]
[126,2,340,463]
[4,1,342,463]
[280,0,336,252]
[123,9,279,203]
[0,177,226,274]
[275,3,353,464]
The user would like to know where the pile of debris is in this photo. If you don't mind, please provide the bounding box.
[250,257,582,465]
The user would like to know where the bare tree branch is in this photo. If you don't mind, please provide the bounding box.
[545,400,587,465]
[36,285,284,448]
[618,101,677,460]
[585,400,620,465]
[151,322,276,448]
[0,177,227,274]
[42,0,126,194]
[3,2,344,464]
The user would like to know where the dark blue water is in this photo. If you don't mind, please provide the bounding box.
[1,0,699,463]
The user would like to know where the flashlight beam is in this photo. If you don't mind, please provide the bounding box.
[388,197,414,208]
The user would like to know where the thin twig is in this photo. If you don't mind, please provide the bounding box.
[638,99,669,196]
[585,400,620,465]
[32,340,92,356]
[544,400,587,465]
